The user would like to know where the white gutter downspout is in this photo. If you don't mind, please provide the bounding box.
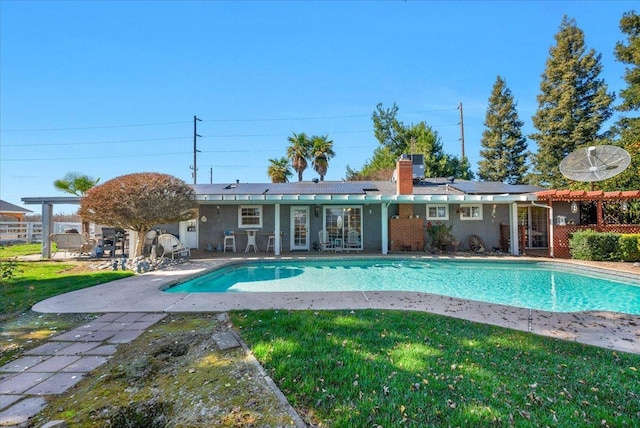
[531,201,554,258]
[381,202,390,255]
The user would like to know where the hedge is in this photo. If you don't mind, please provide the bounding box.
[569,230,640,262]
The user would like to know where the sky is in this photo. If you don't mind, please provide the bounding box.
[0,0,635,214]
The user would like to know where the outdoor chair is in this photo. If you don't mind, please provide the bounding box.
[157,233,190,259]
[318,230,334,252]
[346,229,361,253]
[50,233,96,258]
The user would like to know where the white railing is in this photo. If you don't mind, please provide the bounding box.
[0,222,85,243]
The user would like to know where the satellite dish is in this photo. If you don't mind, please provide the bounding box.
[559,145,631,183]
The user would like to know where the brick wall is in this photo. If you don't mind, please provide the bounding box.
[389,218,424,251]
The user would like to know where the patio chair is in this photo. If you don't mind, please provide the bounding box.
[318,230,334,252]
[157,233,190,259]
[50,233,96,258]
[346,229,361,253]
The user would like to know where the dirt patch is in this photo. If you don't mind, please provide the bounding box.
[29,313,300,427]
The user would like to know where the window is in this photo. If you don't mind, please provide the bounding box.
[426,205,449,220]
[238,205,263,228]
[459,204,483,220]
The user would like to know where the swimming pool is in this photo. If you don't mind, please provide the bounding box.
[164,259,640,315]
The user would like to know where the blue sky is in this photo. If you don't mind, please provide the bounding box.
[0,1,634,213]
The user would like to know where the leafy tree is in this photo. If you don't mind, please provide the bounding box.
[353,103,473,180]
[53,172,99,196]
[78,173,197,257]
[478,76,528,184]
[267,157,293,183]
[286,132,313,181]
[311,135,335,181]
[529,16,615,188]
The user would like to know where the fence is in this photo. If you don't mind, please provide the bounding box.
[0,222,84,244]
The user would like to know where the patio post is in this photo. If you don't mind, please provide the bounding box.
[274,203,281,256]
[510,202,519,256]
[381,203,389,255]
[41,202,54,259]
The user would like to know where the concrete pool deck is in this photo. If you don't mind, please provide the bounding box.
[31,254,640,355]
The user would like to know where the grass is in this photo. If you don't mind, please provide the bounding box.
[0,243,42,257]
[231,309,640,427]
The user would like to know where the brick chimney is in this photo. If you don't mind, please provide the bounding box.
[390,156,423,251]
[396,155,413,195]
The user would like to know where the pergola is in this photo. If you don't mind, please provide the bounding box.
[534,189,640,258]
[21,196,82,258]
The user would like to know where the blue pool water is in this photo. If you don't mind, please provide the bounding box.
[164,259,640,314]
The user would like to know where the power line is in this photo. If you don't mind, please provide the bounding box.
[1,108,458,133]
[1,120,191,133]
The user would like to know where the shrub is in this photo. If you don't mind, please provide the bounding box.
[569,230,620,261]
[618,234,640,262]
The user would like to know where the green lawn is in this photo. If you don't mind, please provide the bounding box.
[0,243,42,258]
[232,310,640,427]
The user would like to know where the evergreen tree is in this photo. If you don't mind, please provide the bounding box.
[605,10,640,192]
[478,76,528,184]
[529,16,615,188]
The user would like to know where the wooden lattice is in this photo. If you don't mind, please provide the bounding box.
[553,225,640,258]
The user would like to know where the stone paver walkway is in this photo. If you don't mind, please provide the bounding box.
[0,312,166,427]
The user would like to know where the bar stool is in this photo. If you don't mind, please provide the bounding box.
[245,230,258,253]
[266,233,282,253]
[223,230,236,253]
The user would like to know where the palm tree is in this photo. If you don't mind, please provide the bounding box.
[53,172,100,196]
[53,172,100,236]
[286,132,312,181]
[311,135,335,181]
[267,157,293,183]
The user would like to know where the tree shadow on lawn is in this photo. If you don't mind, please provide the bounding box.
[232,309,640,427]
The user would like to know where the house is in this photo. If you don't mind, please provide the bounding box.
[21,156,639,259]
[0,199,32,222]
[191,156,545,256]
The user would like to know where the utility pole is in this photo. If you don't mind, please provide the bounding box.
[457,103,465,159]
[191,115,202,184]
[210,166,213,184]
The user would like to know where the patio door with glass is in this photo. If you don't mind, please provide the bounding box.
[518,206,548,248]
[290,206,309,250]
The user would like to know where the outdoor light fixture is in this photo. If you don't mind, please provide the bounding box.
[621,201,628,211]
[314,205,320,217]
[200,215,207,223]
[216,205,220,215]
[571,201,578,213]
